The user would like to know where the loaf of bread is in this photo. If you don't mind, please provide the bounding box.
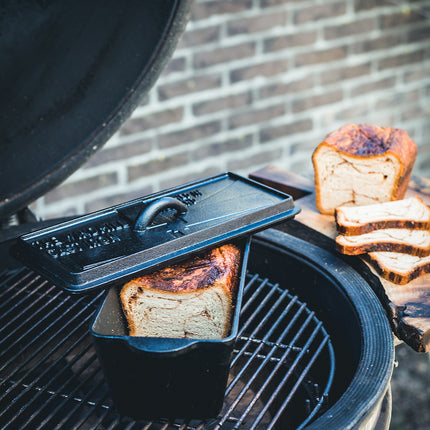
[312,124,417,214]
[336,228,430,257]
[365,252,430,285]
[120,244,241,339]
[335,196,430,236]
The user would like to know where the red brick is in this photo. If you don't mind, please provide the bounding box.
[38,205,80,219]
[193,135,253,159]
[85,186,154,213]
[351,34,402,55]
[324,18,377,40]
[295,46,347,67]
[380,10,424,29]
[191,1,252,21]
[85,138,153,168]
[354,0,383,11]
[228,104,285,129]
[291,137,323,154]
[139,94,150,107]
[292,90,343,113]
[375,89,420,111]
[227,148,282,171]
[335,104,371,122]
[193,91,252,116]
[160,166,221,190]
[320,62,371,85]
[258,74,315,99]
[44,173,118,204]
[408,25,430,43]
[158,121,222,149]
[405,65,430,83]
[401,105,430,122]
[261,0,305,6]
[178,25,221,48]
[260,118,313,143]
[128,153,190,182]
[377,50,424,70]
[161,57,187,76]
[264,31,317,53]
[415,146,430,174]
[227,12,287,36]
[194,42,256,69]
[158,74,222,101]
[294,2,346,24]
[289,158,314,175]
[350,76,396,97]
[119,108,183,136]
[230,59,288,83]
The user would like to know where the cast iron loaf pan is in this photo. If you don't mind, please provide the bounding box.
[92,235,250,419]
[14,172,300,419]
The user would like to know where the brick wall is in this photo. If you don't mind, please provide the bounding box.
[32,0,430,218]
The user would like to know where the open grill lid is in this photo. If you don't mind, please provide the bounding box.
[13,172,300,293]
[0,0,193,220]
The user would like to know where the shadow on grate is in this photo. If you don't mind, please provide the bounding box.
[0,268,334,430]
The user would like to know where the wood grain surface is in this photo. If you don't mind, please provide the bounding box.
[250,164,430,353]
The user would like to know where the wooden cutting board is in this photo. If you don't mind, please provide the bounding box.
[250,164,430,353]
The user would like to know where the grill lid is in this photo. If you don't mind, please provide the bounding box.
[0,0,193,221]
[13,172,300,293]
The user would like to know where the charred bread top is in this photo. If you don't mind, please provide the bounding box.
[312,124,417,215]
[120,243,241,339]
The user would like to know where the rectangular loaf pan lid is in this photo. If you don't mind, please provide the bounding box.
[14,172,300,293]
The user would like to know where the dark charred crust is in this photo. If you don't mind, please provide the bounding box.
[131,244,240,293]
[337,241,430,257]
[364,253,430,285]
[336,220,430,236]
[326,124,394,156]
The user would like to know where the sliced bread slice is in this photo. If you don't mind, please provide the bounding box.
[335,196,430,235]
[365,252,430,285]
[335,228,430,257]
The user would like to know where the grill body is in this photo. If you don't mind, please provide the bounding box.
[0,227,393,429]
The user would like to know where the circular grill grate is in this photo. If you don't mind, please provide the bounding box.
[0,266,334,429]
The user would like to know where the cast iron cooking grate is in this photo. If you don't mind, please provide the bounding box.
[0,264,334,430]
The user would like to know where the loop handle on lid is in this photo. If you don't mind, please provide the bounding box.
[134,197,187,231]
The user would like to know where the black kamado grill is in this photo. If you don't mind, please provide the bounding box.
[0,2,394,430]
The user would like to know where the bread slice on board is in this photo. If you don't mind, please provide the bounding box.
[335,228,430,257]
[365,252,430,285]
[312,124,417,215]
[335,196,430,236]
[120,244,241,339]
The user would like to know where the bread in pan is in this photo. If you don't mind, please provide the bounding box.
[335,196,430,236]
[335,228,430,257]
[312,124,417,215]
[120,243,241,339]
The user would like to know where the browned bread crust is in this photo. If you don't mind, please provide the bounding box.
[321,123,414,158]
[129,244,240,295]
[335,196,430,236]
[335,229,430,257]
[364,252,430,285]
[120,244,241,338]
[336,219,428,236]
[312,124,417,214]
